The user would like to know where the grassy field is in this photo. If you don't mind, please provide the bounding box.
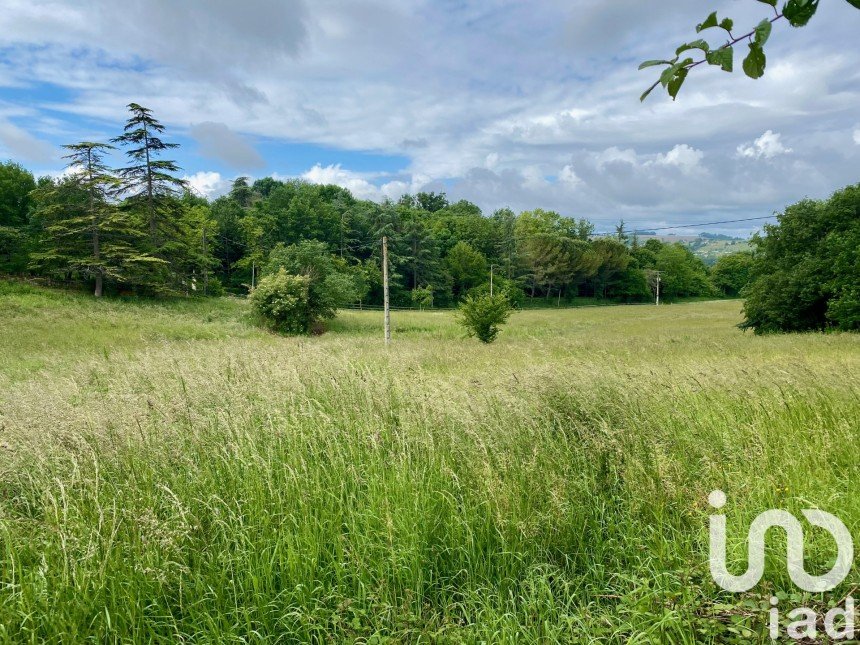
[1,280,858,643]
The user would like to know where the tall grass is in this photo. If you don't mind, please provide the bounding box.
[0,281,858,642]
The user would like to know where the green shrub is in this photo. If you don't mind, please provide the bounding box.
[250,269,312,334]
[456,293,512,343]
[266,240,364,317]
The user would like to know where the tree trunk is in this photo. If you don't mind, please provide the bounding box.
[89,151,102,298]
[144,122,157,245]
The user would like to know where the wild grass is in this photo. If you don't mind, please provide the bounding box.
[0,280,858,642]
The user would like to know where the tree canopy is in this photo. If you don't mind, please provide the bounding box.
[740,184,860,333]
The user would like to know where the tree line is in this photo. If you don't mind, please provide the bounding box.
[7,102,854,336]
[0,105,744,311]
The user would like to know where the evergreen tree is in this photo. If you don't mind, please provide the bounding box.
[30,142,158,295]
[230,177,253,207]
[112,103,186,247]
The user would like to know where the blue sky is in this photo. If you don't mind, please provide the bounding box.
[1,0,859,235]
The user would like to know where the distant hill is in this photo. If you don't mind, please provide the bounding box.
[682,235,751,266]
[629,232,751,266]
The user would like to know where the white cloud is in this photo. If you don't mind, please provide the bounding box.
[300,164,385,201]
[854,129,860,145]
[1,0,859,229]
[558,164,581,186]
[594,147,638,169]
[0,0,308,87]
[184,171,230,199]
[736,130,793,159]
[522,165,549,190]
[379,174,432,201]
[653,144,704,173]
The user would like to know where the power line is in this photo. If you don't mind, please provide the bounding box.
[636,215,776,232]
[593,215,776,236]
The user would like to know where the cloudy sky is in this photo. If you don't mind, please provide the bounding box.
[1,0,858,234]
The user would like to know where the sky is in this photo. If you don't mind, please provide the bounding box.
[1,0,859,235]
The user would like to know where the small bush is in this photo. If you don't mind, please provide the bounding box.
[249,269,313,334]
[457,293,512,343]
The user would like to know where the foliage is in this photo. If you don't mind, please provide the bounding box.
[467,275,526,308]
[640,0,859,101]
[33,143,135,296]
[456,292,512,343]
[712,251,755,296]
[250,268,313,334]
[612,267,652,302]
[0,160,35,228]
[265,239,362,327]
[590,238,630,298]
[0,161,36,272]
[655,243,715,299]
[446,240,487,297]
[5,104,217,297]
[112,103,187,247]
[410,284,434,309]
[741,185,860,333]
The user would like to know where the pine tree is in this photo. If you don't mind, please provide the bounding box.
[30,142,159,296]
[112,103,186,247]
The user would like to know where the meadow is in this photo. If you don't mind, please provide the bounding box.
[0,280,858,643]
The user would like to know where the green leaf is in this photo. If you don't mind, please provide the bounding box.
[668,67,689,100]
[742,42,766,79]
[783,0,819,26]
[844,0,860,7]
[719,18,734,32]
[754,19,773,45]
[706,46,734,72]
[658,58,693,88]
[659,64,677,88]
[640,80,660,102]
[757,0,777,6]
[638,59,673,70]
[696,11,719,32]
[675,39,710,55]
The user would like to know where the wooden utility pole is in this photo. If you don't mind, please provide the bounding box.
[656,272,661,306]
[202,227,208,296]
[382,236,391,345]
[490,264,494,297]
[251,261,256,290]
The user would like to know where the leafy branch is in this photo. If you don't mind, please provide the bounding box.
[639,0,859,101]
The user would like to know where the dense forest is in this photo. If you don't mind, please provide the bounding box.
[0,105,734,310]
